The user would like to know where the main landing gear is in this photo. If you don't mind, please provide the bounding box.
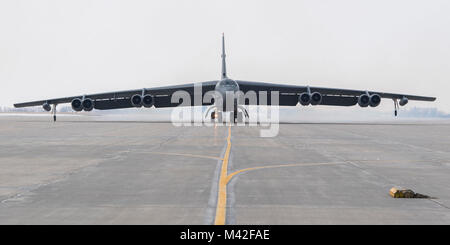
[206,106,249,124]
[52,104,57,122]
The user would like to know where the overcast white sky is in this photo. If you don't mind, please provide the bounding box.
[1,0,449,112]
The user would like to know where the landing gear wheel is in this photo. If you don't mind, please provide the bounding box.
[237,111,243,124]
[217,112,223,124]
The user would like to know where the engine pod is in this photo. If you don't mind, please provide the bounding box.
[310,92,322,105]
[298,93,311,106]
[42,103,51,112]
[358,94,370,107]
[71,98,83,112]
[82,98,94,111]
[399,96,408,106]
[369,94,381,107]
[131,94,142,107]
[142,94,154,108]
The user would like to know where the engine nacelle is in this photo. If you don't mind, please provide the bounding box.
[131,94,143,107]
[71,98,83,112]
[298,92,311,106]
[42,103,51,112]
[369,94,381,107]
[358,94,370,107]
[82,98,94,111]
[399,96,408,106]
[310,92,322,105]
[142,94,154,108]
[131,94,154,108]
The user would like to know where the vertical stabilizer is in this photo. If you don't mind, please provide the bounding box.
[221,33,227,79]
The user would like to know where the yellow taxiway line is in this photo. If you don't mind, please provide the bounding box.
[213,127,345,225]
[226,162,345,184]
[211,125,436,225]
[214,126,232,225]
[146,151,223,161]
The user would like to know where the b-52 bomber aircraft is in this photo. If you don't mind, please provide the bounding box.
[15,34,436,122]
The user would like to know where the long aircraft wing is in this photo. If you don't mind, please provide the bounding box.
[236,80,436,106]
[14,80,435,110]
[14,81,219,110]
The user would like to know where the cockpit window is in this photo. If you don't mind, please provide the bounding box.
[222,79,234,86]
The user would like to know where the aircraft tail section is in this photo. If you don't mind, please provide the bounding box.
[221,33,227,79]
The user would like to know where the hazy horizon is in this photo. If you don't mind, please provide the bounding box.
[1,0,449,112]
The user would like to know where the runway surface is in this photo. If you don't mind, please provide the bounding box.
[1,115,450,224]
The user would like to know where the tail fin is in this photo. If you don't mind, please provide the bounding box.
[221,33,227,79]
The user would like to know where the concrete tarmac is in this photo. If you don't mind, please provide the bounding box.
[0,115,449,224]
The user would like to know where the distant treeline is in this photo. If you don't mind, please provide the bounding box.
[400,107,450,118]
[0,106,73,113]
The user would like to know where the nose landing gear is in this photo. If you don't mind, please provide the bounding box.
[210,111,223,122]
[206,105,249,124]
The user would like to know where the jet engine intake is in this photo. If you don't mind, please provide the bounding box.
[43,103,51,112]
[71,98,83,112]
[82,98,94,111]
[298,92,311,106]
[399,96,408,106]
[142,94,154,108]
[369,94,381,107]
[131,94,143,107]
[310,92,322,105]
[358,94,370,107]
[131,94,154,108]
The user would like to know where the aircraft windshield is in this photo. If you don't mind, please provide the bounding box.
[222,79,235,86]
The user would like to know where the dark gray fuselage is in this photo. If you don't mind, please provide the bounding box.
[214,78,240,111]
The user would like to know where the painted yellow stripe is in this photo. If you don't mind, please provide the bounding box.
[146,151,222,161]
[226,162,345,184]
[214,126,232,225]
[213,127,344,225]
[210,129,430,225]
